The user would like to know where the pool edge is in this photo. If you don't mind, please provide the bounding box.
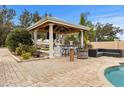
[98,62,120,87]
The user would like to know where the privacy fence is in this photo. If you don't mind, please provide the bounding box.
[90,40,124,49]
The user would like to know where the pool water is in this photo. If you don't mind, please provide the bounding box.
[105,64,124,87]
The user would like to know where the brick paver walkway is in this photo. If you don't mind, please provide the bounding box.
[0,48,123,87]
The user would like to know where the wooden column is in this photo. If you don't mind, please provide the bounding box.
[70,48,74,62]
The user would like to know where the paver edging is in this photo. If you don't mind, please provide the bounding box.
[19,56,49,63]
[8,49,21,62]
[8,49,49,63]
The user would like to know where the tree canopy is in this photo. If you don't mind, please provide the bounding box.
[95,22,123,41]
[0,6,16,47]
[32,11,41,23]
[19,9,32,28]
[0,5,16,27]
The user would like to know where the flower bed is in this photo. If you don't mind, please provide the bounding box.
[10,51,49,63]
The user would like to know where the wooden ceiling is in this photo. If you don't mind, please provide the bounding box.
[32,22,81,34]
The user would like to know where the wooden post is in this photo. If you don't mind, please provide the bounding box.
[70,48,74,62]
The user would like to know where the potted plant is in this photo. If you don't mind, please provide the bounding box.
[77,47,88,59]
[77,12,93,59]
[65,35,76,45]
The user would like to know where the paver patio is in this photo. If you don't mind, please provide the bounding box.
[0,48,124,87]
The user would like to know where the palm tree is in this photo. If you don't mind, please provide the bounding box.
[79,12,95,49]
[79,13,89,49]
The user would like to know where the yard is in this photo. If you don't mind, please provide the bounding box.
[0,48,123,87]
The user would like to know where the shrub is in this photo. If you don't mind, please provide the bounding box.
[15,43,36,56]
[15,47,22,55]
[6,28,33,51]
[0,27,10,47]
[29,46,37,54]
[21,51,31,59]
[18,43,30,52]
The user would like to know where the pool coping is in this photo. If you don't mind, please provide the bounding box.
[98,61,124,87]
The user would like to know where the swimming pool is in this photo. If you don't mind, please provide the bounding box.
[105,64,124,87]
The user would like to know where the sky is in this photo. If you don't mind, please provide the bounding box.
[5,5,124,40]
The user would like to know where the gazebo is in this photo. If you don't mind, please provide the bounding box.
[27,16,89,58]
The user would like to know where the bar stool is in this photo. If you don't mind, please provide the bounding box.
[62,48,69,56]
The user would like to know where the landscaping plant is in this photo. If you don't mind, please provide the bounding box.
[15,43,36,58]
[21,51,31,59]
[6,28,33,51]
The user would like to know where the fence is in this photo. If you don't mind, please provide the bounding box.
[90,40,124,49]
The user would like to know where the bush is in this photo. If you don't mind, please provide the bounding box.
[0,27,10,47]
[18,43,30,53]
[28,46,37,54]
[15,43,36,56]
[15,47,22,55]
[21,51,31,59]
[6,28,33,51]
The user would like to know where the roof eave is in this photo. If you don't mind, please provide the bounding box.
[27,17,90,31]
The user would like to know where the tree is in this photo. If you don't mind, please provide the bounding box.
[65,34,77,42]
[32,11,46,40]
[79,12,90,26]
[79,12,95,48]
[44,13,52,17]
[0,28,10,47]
[32,11,41,23]
[95,23,123,41]
[0,5,16,27]
[87,22,96,42]
[0,5,16,47]
[6,28,33,51]
[19,9,32,28]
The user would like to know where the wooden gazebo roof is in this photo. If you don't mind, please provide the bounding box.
[27,16,90,34]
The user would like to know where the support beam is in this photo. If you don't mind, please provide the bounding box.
[62,35,65,45]
[49,23,54,58]
[81,30,84,48]
[54,25,60,31]
[34,30,37,48]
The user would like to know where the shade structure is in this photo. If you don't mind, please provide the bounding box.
[27,16,90,58]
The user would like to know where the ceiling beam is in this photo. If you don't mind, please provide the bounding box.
[54,25,60,31]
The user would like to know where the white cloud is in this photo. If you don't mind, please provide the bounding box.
[90,14,124,40]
